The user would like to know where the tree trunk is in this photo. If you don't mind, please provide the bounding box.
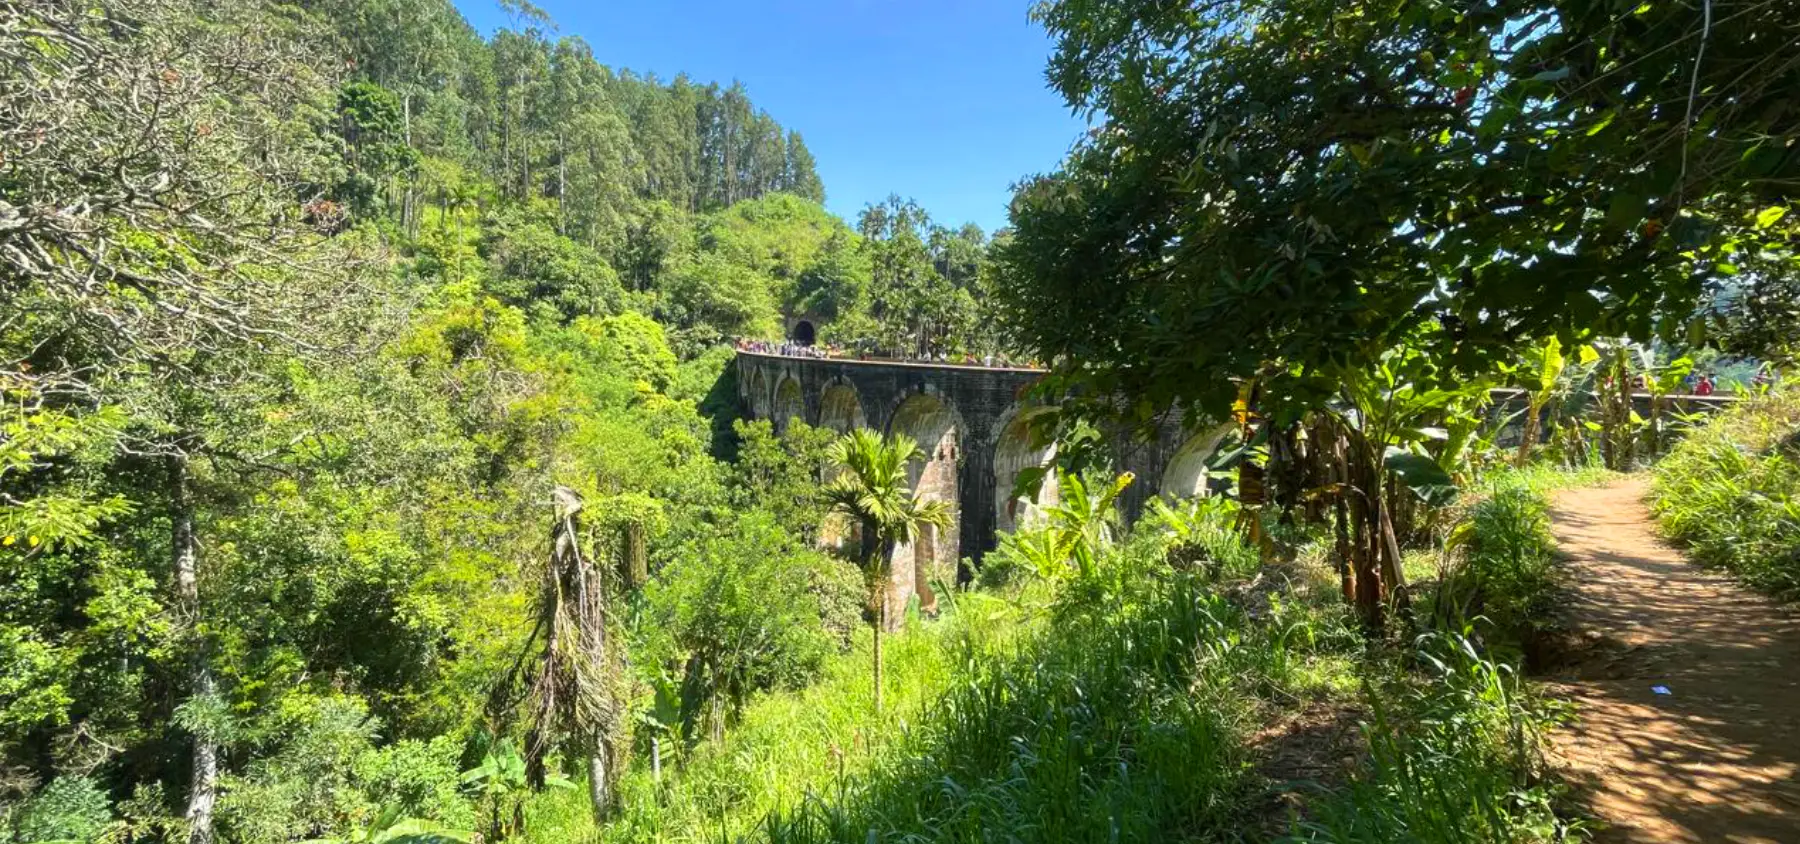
[587,746,608,822]
[1616,358,1636,470]
[1514,398,1542,467]
[1334,497,1354,605]
[169,454,217,844]
[402,93,418,239]
[1375,479,1408,611]
[1338,425,1385,632]
[1237,440,1268,552]
[620,520,647,590]
[557,133,568,236]
[1324,414,1355,604]
[873,588,886,716]
[1648,395,1666,458]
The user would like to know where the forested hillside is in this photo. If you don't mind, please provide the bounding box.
[0,0,994,840]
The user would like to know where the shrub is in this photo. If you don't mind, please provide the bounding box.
[217,693,381,844]
[1652,390,1800,598]
[12,776,110,844]
[1426,481,1559,651]
[641,512,846,741]
[1466,484,1558,634]
[353,736,475,829]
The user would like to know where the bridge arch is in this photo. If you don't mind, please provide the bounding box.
[743,366,771,420]
[992,406,1059,534]
[772,373,805,431]
[817,379,867,434]
[816,379,868,552]
[1159,423,1236,499]
[885,390,963,620]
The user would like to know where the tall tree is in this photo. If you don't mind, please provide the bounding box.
[0,3,390,836]
[783,131,825,203]
[1002,0,1799,420]
[998,0,1798,628]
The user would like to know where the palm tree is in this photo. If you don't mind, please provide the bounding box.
[824,428,952,714]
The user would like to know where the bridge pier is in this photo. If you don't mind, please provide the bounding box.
[736,353,1743,578]
[734,352,1217,593]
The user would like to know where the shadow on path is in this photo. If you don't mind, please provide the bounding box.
[1546,478,1800,843]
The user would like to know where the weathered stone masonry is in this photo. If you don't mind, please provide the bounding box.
[737,351,1741,616]
[734,351,1234,585]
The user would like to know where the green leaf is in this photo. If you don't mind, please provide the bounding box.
[1534,336,1564,394]
[1606,192,1643,230]
[1384,448,1460,506]
[1529,66,1571,83]
[1010,465,1050,506]
[1585,110,1616,136]
[1755,205,1789,229]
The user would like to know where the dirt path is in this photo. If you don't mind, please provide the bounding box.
[1547,478,1800,843]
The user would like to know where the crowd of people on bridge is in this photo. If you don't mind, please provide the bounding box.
[734,337,1042,370]
[736,338,832,359]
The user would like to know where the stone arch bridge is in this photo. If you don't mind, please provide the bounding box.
[736,350,1740,616]
[736,351,1232,612]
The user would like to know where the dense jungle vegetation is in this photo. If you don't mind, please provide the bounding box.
[2,0,1797,842]
[0,0,1000,839]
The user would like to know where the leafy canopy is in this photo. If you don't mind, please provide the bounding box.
[1000,0,1799,420]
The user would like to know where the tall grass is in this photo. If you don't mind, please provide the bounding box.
[758,549,1339,844]
[1418,465,1586,653]
[1471,462,1615,498]
[1460,482,1558,645]
[1292,633,1576,843]
[1652,390,1800,599]
[516,591,1038,844]
[517,494,1583,844]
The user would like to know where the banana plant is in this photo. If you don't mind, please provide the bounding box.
[1638,350,1694,457]
[1001,469,1135,581]
[1047,470,1135,579]
[460,741,573,841]
[303,806,471,844]
[1510,337,1602,466]
[1513,337,1564,466]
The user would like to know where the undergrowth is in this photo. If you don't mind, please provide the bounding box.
[518,590,1038,843]
[1413,464,1590,656]
[1652,390,1800,599]
[1292,633,1576,843]
[506,495,1582,844]
[755,538,1356,844]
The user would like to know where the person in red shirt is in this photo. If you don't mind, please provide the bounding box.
[1695,375,1715,396]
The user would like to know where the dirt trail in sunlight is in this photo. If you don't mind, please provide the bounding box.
[1545,478,1800,843]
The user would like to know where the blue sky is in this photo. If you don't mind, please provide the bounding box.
[452,0,1089,233]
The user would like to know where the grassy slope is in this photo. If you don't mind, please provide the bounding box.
[516,499,1580,844]
[1652,389,1800,599]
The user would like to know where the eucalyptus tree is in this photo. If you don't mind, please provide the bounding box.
[784,131,826,203]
